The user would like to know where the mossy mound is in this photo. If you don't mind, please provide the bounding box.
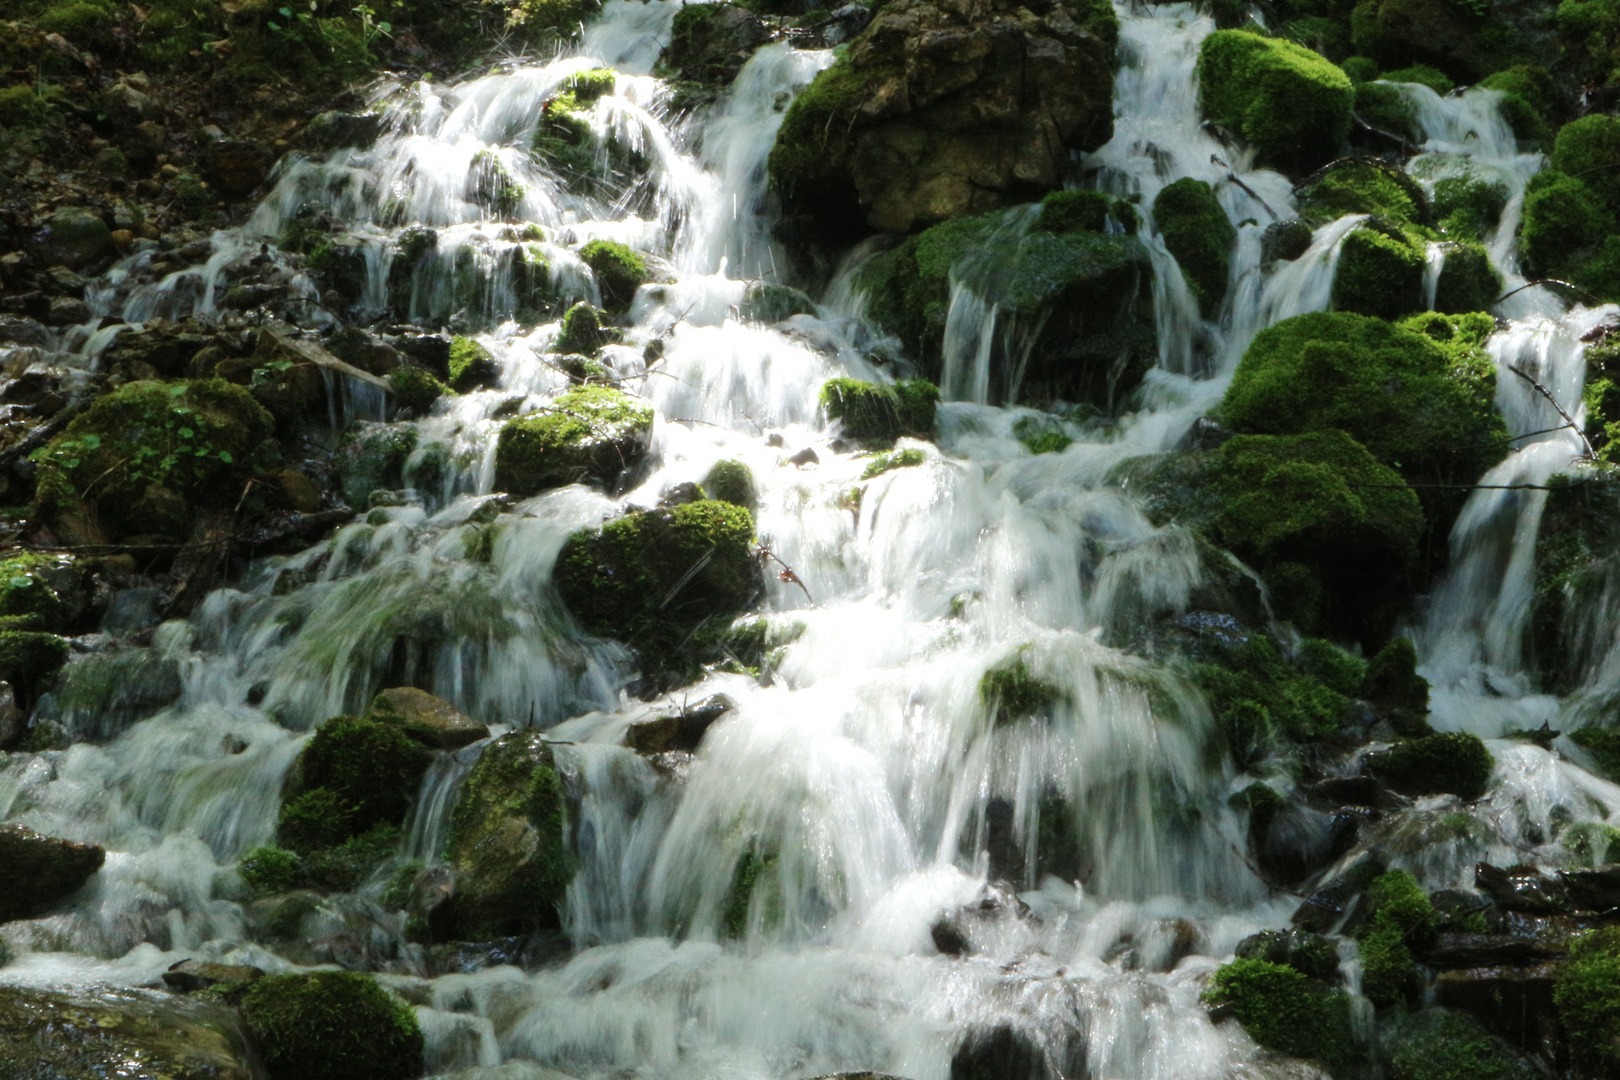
[388,364,449,415]
[979,656,1062,726]
[1552,113,1620,209]
[1554,926,1620,1076]
[1332,222,1424,320]
[31,379,273,542]
[553,500,761,679]
[241,971,423,1080]
[702,459,757,509]
[1355,81,1420,142]
[1152,178,1235,316]
[1197,30,1354,171]
[447,336,498,392]
[739,284,816,324]
[0,628,71,710]
[1356,868,1434,1008]
[1519,170,1613,279]
[445,729,575,939]
[1194,633,1364,764]
[1433,175,1508,241]
[1039,189,1138,235]
[1202,958,1356,1072]
[1221,310,1505,485]
[820,378,939,441]
[338,423,418,510]
[552,301,611,355]
[1360,636,1430,716]
[861,447,927,480]
[1384,1009,1538,1080]
[493,386,655,496]
[1434,240,1503,313]
[1234,929,1342,982]
[1300,160,1428,227]
[580,239,647,313]
[0,551,90,633]
[1366,731,1494,800]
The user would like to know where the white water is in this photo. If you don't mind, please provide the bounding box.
[7,3,1620,1078]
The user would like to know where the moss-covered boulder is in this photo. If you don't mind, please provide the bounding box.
[657,2,769,88]
[855,205,1155,406]
[1193,633,1364,763]
[1153,178,1235,317]
[0,824,105,922]
[31,379,274,544]
[552,301,611,355]
[1433,175,1509,241]
[1360,636,1431,720]
[1332,221,1425,319]
[0,984,251,1080]
[1551,113,1620,210]
[36,205,113,270]
[580,239,648,313]
[0,628,71,712]
[979,656,1062,726]
[703,458,757,509]
[1366,731,1494,800]
[1555,926,1620,1076]
[554,500,760,678]
[1356,868,1434,1008]
[1221,310,1505,486]
[821,378,940,440]
[445,729,575,939]
[1532,474,1620,691]
[241,971,423,1080]
[447,336,499,392]
[364,687,489,750]
[1234,929,1342,982]
[1300,160,1428,226]
[388,364,449,415]
[768,0,1118,240]
[1384,1009,1538,1080]
[494,386,654,496]
[1434,240,1503,314]
[337,422,419,510]
[1347,0,1502,81]
[1519,170,1613,279]
[0,550,91,633]
[1197,30,1354,171]
[1202,958,1356,1073]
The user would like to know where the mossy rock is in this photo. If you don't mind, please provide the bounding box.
[979,656,1062,726]
[1197,30,1354,171]
[1234,929,1342,982]
[1356,868,1434,1008]
[1433,175,1508,241]
[388,364,449,415]
[1221,310,1505,486]
[553,500,761,679]
[1039,188,1138,235]
[447,336,498,392]
[445,729,575,939]
[1360,636,1430,715]
[1555,926,1620,1075]
[739,283,816,324]
[1355,81,1420,142]
[1384,1009,1538,1080]
[579,239,647,313]
[1153,177,1235,317]
[1332,222,1424,320]
[277,714,431,863]
[494,386,654,496]
[0,984,251,1080]
[703,458,757,509]
[1202,958,1356,1073]
[468,149,524,218]
[820,378,939,440]
[1530,474,1620,691]
[1193,633,1364,764]
[31,379,273,542]
[1552,113,1620,210]
[1300,160,1429,227]
[861,447,927,480]
[0,550,90,633]
[364,686,489,749]
[337,422,418,510]
[1519,170,1613,279]
[1434,240,1503,313]
[552,301,611,355]
[1347,0,1500,81]
[241,971,422,1080]
[1366,731,1494,800]
[0,628,72,709]
[657,2,769,87]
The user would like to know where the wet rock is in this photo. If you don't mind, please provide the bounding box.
[34,206,114,270]
[1262,219,1315,264]
[1307,775,1393,808]
[658,3,769,87]
[305,110,385,152]
[1418,933,1566,969]
[328,326,403,376]
[0,983,251,1079]
[1253,803,1358,888]
[1560,863,1620,912]
[493,386,654,496]
[1382,1008,1539,1080]
[444,730,576,940]
[365,686,490,749]
[102,320,221,379]
[624,694,734,754]
[1291,853,1386,932]
[0,549,93,633]
[930,881,1035,957]
[338,422,419,509]
[1434,961,1561,1050]
[162,959,266,994]
[0,681,23,750]
[1235,929,1342,982]
[950,1025,1057,1080]
[0,823,105,922]
[240,971,423,1080]
[1367,732,1495,801]
[1475,863,1570,914]
[201,140,275,198]
[0,315,52,347]
[44,294,90,326]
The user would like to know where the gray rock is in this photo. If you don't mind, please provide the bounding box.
[365,687,490,750]
[0,824,106,923]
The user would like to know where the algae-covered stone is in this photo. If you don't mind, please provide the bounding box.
[861,447,927,480]
[1533,474,1620,690]
[1153,178,1235,317]
[0,823,105,922]
[448,335,498,392]
[0,629,71,709]
[1552,113,1620,209]
[552,301,610,355]
[1434,240,1503,314]
[979,656,1062,726]
[388,364,449,414]
[338,422,419,509]
[1202,958,1356,1072]
[1234,928,1341,982]
[1332,222,1424,319]
[0,550,90,633]
[1197,30,1354,171]
[0,984,251,1079]
[1299,160,1428,227]
[821,378,939,440]
[1356,868,1434,1008]
[703,458,757,509]
[1192,633,1363,762]
[494,386,655,496]
[553,500,760,674]
[365,686,489,749]
[1519,170,1613,279]
[241,971,423,1080]
[1433,175,1509,241]
[739,283,816,324]
[37,206,113,269]
[1384,1009,1538,1080]
[580,239,647,312]
[1367,731,1494,800]
[1554,926,1620,1076]
[277,714,432,859]
[445,729,576,939]
[1360,636,1430,716]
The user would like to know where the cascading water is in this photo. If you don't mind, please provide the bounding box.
[6,1,1620,1077]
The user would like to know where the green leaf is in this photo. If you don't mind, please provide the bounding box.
[179,427,195,439]
[170,385,188,397]
[266,19,279,28]
[8,576,33,589]
[79,433,100,450]
[279,5,292,14]
[66,458,80,469]
[218,451,233,464]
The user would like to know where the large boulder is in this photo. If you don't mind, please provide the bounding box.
[240,971,423,1080]
[0,824,105,922]
[1153,178,1235,317]
[1202,958,1356,1074]
[0,984,251,1079]
[0,550,92,633]
[445,730,576,940]
[657,2,770,88]
[32,206,113,270]
[1197,30,1353,172]
[769,0,1119,240]
[493,386,654,496]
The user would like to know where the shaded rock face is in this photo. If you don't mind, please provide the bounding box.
[771,0,1117,241]
[0,824,105,922]
[365,686,490,749]
[0,984,251,1079]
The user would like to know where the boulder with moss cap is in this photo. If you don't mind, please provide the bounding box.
[494,386,655,496]
[365,686,489,749]
[241,970,423,1080]
[1197,30,1353,172]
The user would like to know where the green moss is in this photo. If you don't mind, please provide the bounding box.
[861,448,927,480]
[1553,113,1620,209]
[1519,170,1613,278]
[338,423,418,510]
[980,656,1062,725]
[1433,176,1508,240]
[1383,63,1453,92]
[766,55,877,202]
[702,459,757,509]
[1570,727,1620,782]
[446,729,576,938]
[1196,634,1359,761]
[447,336,498,392]
[1023,431,1073,454]
[1342,55,1380,81]
[1360,636,1430,712]
[240,845,302,896]
[820,378,939,440]
[1301,162,1427,226]
[579,239,648,313]
[553,500,760,679]
[241,971,423,1080]
[494,386,654,496]
[553,301,610,355]
[1221,310,1505,484]
[1355,81,1420,141]
[1367,731,1494,799]
[0,629,72,705]
[1332,223,1425,319]
[1563,818,1620,865]
[1202,959,1356,1071]
[0,551,82,632]
[1434,240,1503,313]
[1554,927,1620,1075]
[469,149,523,218]
[721,847,777,938]
[1385,1009,1538,1080]
[1197,30,1355,169]
[739,284,816,324]
[387,364,449,415]
[1356,868,1434,1008]
[1153,178,1235,316]
[1038,189,1136,235]
[277,714,430,859]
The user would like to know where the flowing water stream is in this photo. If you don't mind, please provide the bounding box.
[6,2,1620,1077]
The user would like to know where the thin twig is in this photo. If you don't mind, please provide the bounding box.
[1496,278,1603,305]
[1508,364,1596,460]
[757,545,814,606]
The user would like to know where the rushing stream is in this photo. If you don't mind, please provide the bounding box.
[5,2,1620,1077]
